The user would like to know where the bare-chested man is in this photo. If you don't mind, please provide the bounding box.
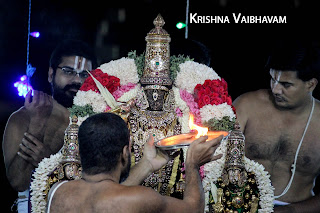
[233,40,320,212]
[47,112,223,213]
[2,39,96,212]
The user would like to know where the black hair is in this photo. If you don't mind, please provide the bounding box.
[170,38,211,66]
[49,39,97,72]
[265,39,320,82]
[78,113,130,175]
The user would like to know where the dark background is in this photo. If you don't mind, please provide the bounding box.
[1,0,319,211]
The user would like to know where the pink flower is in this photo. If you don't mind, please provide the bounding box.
[180,89,201,125]
[105,105,111,112]
[113,83,137,100]
[199,165,205,181]
[175,107,183,117]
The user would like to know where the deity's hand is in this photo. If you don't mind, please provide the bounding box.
[142,135,170,172]
[18,132,53,167]
[186,135,223,167]
[25,90,53,122]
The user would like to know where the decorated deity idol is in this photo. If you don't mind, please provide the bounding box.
[30,116,82,212]
[30,14,274,213]
[210,124,263,213]
[127,14,183,196]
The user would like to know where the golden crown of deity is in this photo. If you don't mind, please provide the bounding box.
[54,115,82,181]
[140,14,172,86]
[225,123,245,169]
[61,115,81,164]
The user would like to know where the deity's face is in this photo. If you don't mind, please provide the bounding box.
[48,55,92,108]
[269,69,313,109]
[144,88,168,111]
[228,168,241,185]
[64,163,81,180]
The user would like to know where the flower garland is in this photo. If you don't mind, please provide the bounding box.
[98,57,139,85]
[194,79,231,108]
[175,61,220,94]
[172,60,273,212]
[30,151,63,213]
[30,53,273,213]
[200,103,235,122]
[79,68,120,93]
[244,158,275,213]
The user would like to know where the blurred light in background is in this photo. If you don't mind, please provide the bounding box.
[176,22,186,29]
[30,31,40,38]
[14,75,34,97]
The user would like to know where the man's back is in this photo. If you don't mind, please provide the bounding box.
[234,89,320,202]
[49,180,177,213]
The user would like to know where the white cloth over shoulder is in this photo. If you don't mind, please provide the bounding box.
[273,200,290,206]
[46,181,68,213]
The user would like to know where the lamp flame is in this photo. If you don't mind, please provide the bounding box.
[189,114,208,138]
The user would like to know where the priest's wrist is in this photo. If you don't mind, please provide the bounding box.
[185,158,200,172]
[139,157,154,176]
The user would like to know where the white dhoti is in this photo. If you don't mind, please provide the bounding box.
[17,189,29,213]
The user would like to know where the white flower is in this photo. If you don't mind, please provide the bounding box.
[117,85,139,103]
[200,103,236,122]
[76,115,89,126]
[172,86,190,134]
[98,58,139,85]
[244,157,275,212]
[175,61,220,94]
[30,151,63,213]
[73,90,107,113]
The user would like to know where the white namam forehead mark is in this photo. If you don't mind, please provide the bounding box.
[270,68,282,86]
[72,56,92,71]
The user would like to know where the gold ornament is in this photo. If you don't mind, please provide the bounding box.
[245,184,251,191]
[56,115,82,180]
[212,188,224,213]
[250,196,259,213]
[245,193,250,199]
[140,14,172,86]
[232,195,244,208]
[61,115,81,164]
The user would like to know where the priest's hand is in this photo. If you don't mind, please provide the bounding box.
[25,90,53,121]
[18,132,53,167]
[142,135,170,172]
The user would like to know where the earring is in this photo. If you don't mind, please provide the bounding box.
[163,90,175,112]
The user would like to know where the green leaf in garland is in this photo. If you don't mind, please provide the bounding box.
[203,116,235,131]
[128,50,145,78]
[169,54,193,81]
[68,104,96,118]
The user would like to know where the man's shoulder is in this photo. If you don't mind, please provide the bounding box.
[233,89,270,107]
[6,106,29,126]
